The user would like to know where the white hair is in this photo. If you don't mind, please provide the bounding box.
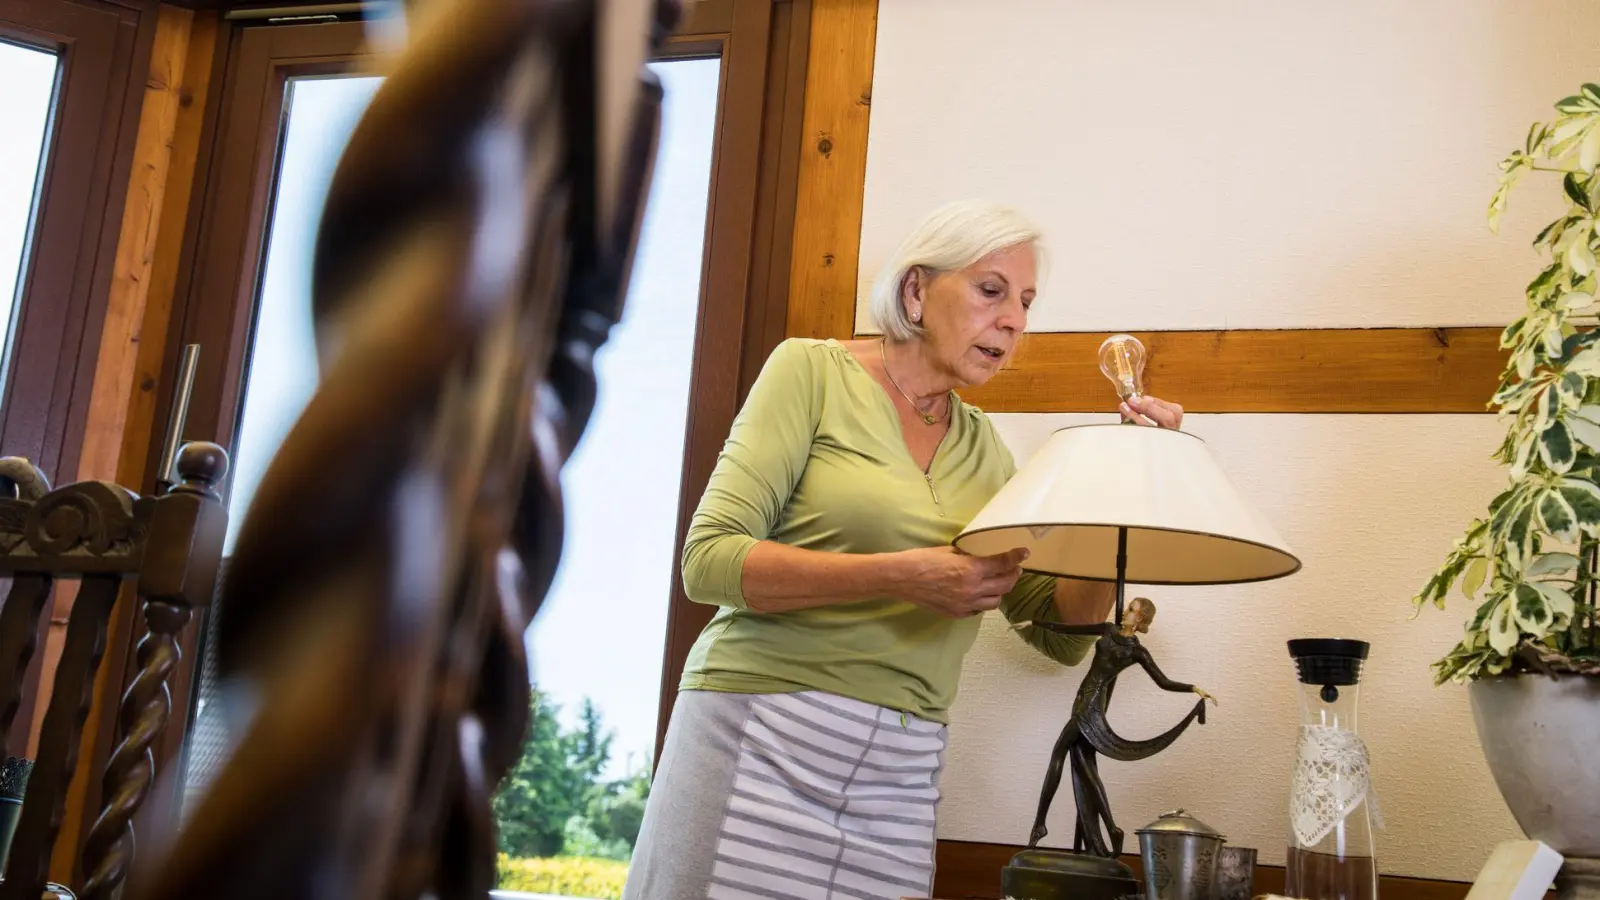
[868,199,1044,342]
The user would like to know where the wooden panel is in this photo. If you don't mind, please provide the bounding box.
[0,0,157,769]
[675,0,731,34]
[945,327,1506,414]
[929,839,1476,900]
[77,3,196,485]
[44,5,220,885]
[655,0,808,769]
[116,6,220,492]
[784,0,876,341]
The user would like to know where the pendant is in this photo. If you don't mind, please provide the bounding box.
[921,413,936,425]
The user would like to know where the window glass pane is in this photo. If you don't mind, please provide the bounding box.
[225,74,384,554]
[185,75,381,809]
[0,41,60,406]
[183,58,723,900]
[497,56,718,896]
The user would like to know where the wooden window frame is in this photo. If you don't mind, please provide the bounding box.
[0,0,157,483]
[62,0,811,865]
[0,0,159,758]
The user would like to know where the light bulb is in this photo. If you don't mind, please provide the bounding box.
[1097,333,1146,402]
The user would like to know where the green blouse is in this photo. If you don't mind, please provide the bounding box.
[678,338,1095,723]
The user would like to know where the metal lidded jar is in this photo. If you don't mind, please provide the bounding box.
[1136,809,1226,900]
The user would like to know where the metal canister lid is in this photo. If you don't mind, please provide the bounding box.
[1134,808,1226,841]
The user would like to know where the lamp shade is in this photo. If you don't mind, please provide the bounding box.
[953,424,1300,585]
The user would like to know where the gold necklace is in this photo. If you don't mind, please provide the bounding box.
[880,340,949,426]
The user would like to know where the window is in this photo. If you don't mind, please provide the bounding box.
[0,0,160,758]
[116,3,808,896]
[182,45,725,893]
[0,0,151,486]
[0,41,59,393]
[496,56,719,892]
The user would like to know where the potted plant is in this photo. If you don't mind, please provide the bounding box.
[1414,84,1600,862]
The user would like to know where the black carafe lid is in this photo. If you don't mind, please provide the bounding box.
[1288,638,1369,689]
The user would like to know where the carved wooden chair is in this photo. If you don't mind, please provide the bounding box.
[0,445,228,900]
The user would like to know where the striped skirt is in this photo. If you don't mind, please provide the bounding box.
[623,689,948,900]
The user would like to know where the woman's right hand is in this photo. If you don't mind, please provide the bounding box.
[884,546,1030,618]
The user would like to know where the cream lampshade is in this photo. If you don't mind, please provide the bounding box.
[954,423,1300,586]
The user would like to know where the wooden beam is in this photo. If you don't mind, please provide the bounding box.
[785,0,876,341]
[937,327,1506,414]
[75,5,199,487]
[930,839,1477,900]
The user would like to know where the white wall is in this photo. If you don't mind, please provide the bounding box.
[856,0,1600,881]
[859,0,1600,334]
[954,415,1519,879]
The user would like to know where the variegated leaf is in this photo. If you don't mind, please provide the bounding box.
[1529,263,1565,300]
[1513,584,1554,633]
[1557,477,1600,531]
[1531,581,1576,622]
[1566,172,1593,209]
[1516,345,1537,381]
[1565,349,1600,377]
[1512,429,1538,479]
[1553,117,1599,159]
[1585,126,1600,174]
[1538,484,1578,539]
[1569,239,1597,277]
[1468,595,1498,632]
[1544,319,1566,357]
[1535,385,1557,434]
[1501,318,1528,349]
[1529,551,1580,575]
[1537,217,1573,251]
[1462,556,1489,599]
[1505,502,1537,568]
[1540,420,1577,473]
[1560,291,1595,311]
[1488,598,1519,654]
[1558,372,1586,407]
[1567,413,1600,452]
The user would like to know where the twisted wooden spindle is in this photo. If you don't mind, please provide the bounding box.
[78,597,188,900]
[116,0,675,896]
[81,444,229,900]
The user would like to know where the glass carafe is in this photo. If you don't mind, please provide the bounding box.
[1285,639,1380,900]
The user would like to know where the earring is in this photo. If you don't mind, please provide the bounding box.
[911,311,921,323]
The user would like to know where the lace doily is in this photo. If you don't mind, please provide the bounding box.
[1290,724,1384,847]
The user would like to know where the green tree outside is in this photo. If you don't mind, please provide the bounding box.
[492,690,651,864]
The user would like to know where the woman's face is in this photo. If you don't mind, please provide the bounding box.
[904,241,1036,387]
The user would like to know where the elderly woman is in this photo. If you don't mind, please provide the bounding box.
[623,200,1184,900]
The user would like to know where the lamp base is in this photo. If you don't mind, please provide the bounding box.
[1001,847,1143,900]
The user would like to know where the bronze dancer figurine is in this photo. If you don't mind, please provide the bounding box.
[1024,597,1216,858]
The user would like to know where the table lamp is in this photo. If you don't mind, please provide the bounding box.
[952,334,1302,900]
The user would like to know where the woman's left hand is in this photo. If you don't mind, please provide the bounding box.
[1120,395,1184,429]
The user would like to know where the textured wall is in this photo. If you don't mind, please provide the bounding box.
[858,0,1600,333]
[947,414,1523,880]
[854,0,1600,880]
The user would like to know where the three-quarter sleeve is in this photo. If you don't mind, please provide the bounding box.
[1000,575,1097,665]
[983,420,1096,666]
[680,339,822,609]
